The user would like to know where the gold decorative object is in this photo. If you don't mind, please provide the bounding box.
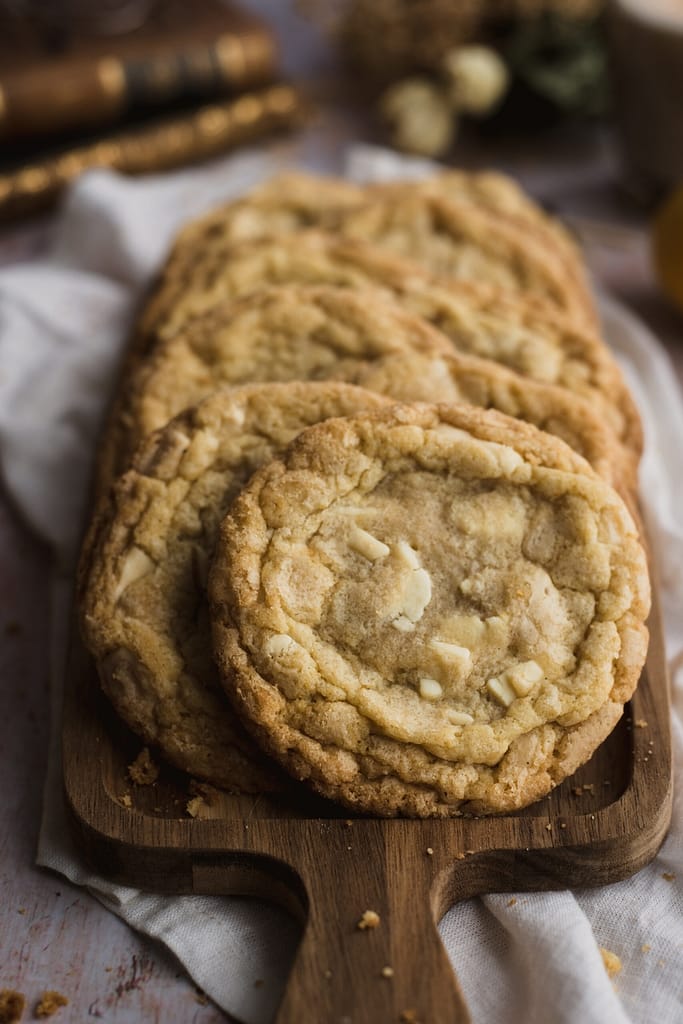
[0,84,308,222]
[301,0,603,85]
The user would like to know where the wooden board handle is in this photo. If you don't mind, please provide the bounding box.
[276,826,471,1024]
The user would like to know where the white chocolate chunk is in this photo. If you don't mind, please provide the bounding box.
[402,567,432,622]
[448,709,475,726]
[504,660,544,696]
[349,526,390,562]
[487,676,516,708]
[419,677,443,701]
[429,639,472,672]
[395,540,420,570]
[265,633,297,657]
[392,615,415,632]
[114,546,154,601]
[495,445,524,474]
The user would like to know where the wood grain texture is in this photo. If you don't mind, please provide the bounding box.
[63,561,672,1024]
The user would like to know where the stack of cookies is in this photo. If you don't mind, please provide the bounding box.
[78,170,650,817]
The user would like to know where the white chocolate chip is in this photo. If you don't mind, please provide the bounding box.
[419,677,443,701]
[395,540,420,570]
[429,640,472,672]
[487,676,516,707]
[265,633,297,657]
[349,527,390,562]
[504,660,544,696]
[114,546,155,601]
[392,615,415,632]
[447,709,475,726]
[401,567,432,622]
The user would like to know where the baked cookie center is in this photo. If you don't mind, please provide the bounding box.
[248,428,627,768]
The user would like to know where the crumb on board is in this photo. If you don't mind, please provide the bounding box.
[188,780,221,806]
[545,823,552,832]
[381,966,394,978]
[194,989,208,1006]
[600,948,622,978]
[399,1011,420,1024]
[35,992,68,1018]
[127,748,158,785]
[642,944,651,953]
[357,909,380,930]
[572,784,595,797]
[0,990,25,1024]
[634,719,649,728]
[662,872,676,882]
[426,847,434,856]
[119,794,132,808]
[186,796,206,818]
[507,898,517,907]
[323,970,332,980]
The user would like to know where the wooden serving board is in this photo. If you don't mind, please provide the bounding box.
[63,568,673,1024]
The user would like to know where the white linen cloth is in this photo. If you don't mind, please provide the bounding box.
[0,143,681,1024]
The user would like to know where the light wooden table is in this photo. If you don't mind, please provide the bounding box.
[1,96,682,1023]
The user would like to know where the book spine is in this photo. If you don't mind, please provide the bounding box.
[0,84,308,222]
[0,28,277,141]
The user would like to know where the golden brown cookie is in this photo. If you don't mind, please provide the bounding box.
[134,230,642,467]
[326,349,624,491]
[97,284,454,490]
[210,403,650,816]
[80,381,392,791]
[383,170,594,324]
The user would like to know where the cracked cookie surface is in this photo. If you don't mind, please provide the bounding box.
[80,382,391,791]
[100,284,453,487]
[136,231,640,464]
[326,349,625,492]
[210,403,650,816]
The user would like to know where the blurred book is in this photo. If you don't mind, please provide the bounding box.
[0,0,277,148]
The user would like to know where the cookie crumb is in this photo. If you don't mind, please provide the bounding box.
[323,969,332,980]
[399,1011,420,1024]
[119,793,132,808]
[17,908,26,915]
[634,719,648,728]
[662,872,675,882]
[545,823,552,831]
[186,796,206,818]
[641,944,651,953]
[357,909,380,930]
[188,780,221,807]
[507,898,517,907]
[426,847,434,856]
[194,990,209,1005]
[0,990,25,1023]
[599,948,622,978]
[127,748,158,785]
[381,966,394,978]
[560,822,567,829]
[35,992,68,1018]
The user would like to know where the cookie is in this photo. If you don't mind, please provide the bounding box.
[333,191,594,329]
[139,172,366,344]
[383,170,593,320]
[326,349,624,491]
[210,403,650,816]
[97,284,454,489]
[80,381,392,791]
[135,231,641,464]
